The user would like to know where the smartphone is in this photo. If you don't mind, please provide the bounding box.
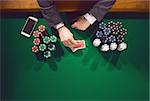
[21,16,38,37]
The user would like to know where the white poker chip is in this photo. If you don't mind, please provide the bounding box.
[101,44,109,52]
[117,42,127,51]
[110,43,117,51]
[93,38,101,47]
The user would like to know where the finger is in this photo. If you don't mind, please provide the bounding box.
[68,38,77,45]
[71,22,78,29]
[62,41,69,47]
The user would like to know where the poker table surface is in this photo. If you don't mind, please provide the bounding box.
[1,12,149,101]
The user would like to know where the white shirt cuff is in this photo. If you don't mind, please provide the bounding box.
[84,13,97,25]
[55,22,64,29]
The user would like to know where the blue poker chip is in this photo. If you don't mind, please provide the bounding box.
[99,22,106,30]
[103,27,111,36]
[96,30,103,38]
[108,35,116,43]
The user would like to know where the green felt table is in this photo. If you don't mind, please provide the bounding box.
[1,13,149,101]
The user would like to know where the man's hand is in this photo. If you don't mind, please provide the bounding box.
[71,16,90,31]
[57,26,77,47]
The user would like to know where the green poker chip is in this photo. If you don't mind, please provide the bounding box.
[43,36,51,44]
[50,35,57,43]
[39,44,46,51]
[48,43,56,51]
[44,51,51,58]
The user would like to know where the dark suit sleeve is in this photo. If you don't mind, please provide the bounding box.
[37,0,63,28]
[89,0,116,22]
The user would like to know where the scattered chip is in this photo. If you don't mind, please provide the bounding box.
[100,35,108,43]
[103,27,111,36]
[48,43,56,51]
[96,31,103,38]
[108,35,116,43]
[50,35,57,43]
[32,46,39,53]
[99,22,106,30]
[101,44,109,52]
[93,38,101,47]
[33,38,40,45]
[33,31,41,38]
[38,25,46,32]
[39,44,46,51]
[44,51,51,58]
[43,36,51,44]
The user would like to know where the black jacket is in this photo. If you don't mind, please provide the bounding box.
[37,0,116,28]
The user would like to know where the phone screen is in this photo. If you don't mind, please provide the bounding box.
[23,18,36,35]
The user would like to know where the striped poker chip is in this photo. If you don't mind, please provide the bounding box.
[33,38,40,45]
[117,35,124,43]
[116,22,122,29]
[112,28,119,35]
[99,22,106,30]
[108,35,116,43]
[96,30,103,38]
[38,25,46,32]
[33,31,41,38]
[120,28,127,35]
[43,36,51,44]
[39,44,46,51]
[32,46,39,53]
[103,27,111,36]
[100,35,108,43]
[48,43,56,51]
[50,35,57,43]
[107,21,116,29]
[44,51,51,59]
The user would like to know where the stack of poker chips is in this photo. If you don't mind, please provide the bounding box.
[93,21,128,52]
[32,25,57,59]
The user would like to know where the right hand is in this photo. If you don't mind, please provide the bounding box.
[57,26,77,47]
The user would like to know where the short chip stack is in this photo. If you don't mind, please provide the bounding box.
[93,21,128,52]
[32,25,57,59]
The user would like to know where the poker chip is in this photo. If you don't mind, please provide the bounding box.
[43,36,51,44]
[100,35,108,43]
[101,44,109,52]
[38,25,46,32]
[112,28,119,35]
[110,42,117,51]
[103,27,111,36]
[107,21,116,29]
[32,46,39,53]
[93,38,101,47]
[108,35,116,43]
[44,51,51,58]
[117,35,124,43]
[50,35,57,43]
[48,43,56,51]
[33,31,41,38]
[33,38,40,45]
[99,22,106,29]
[120,28,128,35]
[39,44,46,51]
[116,22,122,29]
[117,42,127,51]
[96,31,103,38]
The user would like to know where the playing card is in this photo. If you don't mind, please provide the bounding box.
[71,40,86,52]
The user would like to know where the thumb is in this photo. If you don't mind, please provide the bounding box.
[71,22,78,29]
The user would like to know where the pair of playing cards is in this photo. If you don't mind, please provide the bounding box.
[70,40,86,52]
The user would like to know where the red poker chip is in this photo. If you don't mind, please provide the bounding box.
[38,25,46,32]
[33,31,41,38]
[33,38,40,45]
[32,46,39,53]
